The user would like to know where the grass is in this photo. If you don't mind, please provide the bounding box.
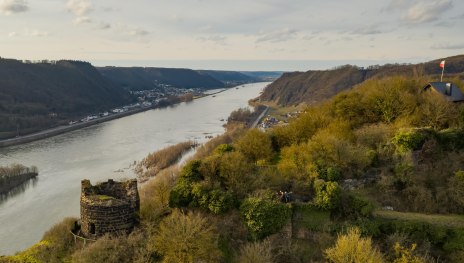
[293,203,332,232]
[374,210,464,228]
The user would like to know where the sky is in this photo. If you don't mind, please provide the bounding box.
[1,0,464,71]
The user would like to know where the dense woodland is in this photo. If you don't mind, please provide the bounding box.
[0,59,133,139]
[98,67,226,91]
[5,72,464,262]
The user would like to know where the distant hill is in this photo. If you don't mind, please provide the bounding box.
[260,55,464,106]
[0,59,133,138]
[98,67,225,91]
[197,70,256,86]
[197,70,282,85]
[240,71,283,82]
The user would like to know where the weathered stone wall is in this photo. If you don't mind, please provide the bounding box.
[80,179,139,238]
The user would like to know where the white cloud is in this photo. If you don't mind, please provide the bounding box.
[0,0,28,15]
[403,0,453,23]
[67,0,92,17]
[128,29,149,37]
[256,28,298,43]
[74,16,92,24]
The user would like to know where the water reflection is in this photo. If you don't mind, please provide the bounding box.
[0,177,38,204]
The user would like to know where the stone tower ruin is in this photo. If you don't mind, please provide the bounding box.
[80,179,139,238]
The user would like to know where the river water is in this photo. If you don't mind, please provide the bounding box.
[0,82,267,255]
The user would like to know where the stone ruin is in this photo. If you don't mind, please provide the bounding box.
[80,179,139,238]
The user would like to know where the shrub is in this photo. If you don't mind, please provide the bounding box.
[235,128,274,163]
[392,130,426,153]
[169,160,203,207]
[317,163,342,181]
[240,197,292,240]
[313,180,341,210]
[214,144,234,154]
[237,239,274,263]
[191,183,235,214]
[150,209,222,263]
[71,231,146,263]
[335,193,375,220]
[325,227,385,263]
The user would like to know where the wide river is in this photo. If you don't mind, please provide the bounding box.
[0,82,267,255]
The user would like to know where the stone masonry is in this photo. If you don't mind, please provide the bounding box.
[80,179,139,238]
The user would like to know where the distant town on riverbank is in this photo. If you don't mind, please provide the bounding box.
[0,57,281,140]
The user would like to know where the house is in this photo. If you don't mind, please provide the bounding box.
[423,82,464,102]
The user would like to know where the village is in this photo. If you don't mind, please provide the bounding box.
[70,85,205,125]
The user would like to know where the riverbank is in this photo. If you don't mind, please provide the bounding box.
[0,106,152,148]
[0,87,235,148]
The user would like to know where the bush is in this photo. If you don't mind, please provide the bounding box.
[324,227,385,263]
[237,239,274,263]
[71,231,146,263]
[317,163,342,181]
[235,129,274,163]
[150,209,222,263]
[313,180,341,211]
[240,197,292,240]
[334,193,375,220]
[169,160,203,207]
[214,144,234,154]
[191,183,236,214]
[392,130,426,153]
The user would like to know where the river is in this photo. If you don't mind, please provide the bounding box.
[0,82,267,255]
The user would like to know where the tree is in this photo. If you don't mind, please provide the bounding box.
[240,197,291,240]
[169,160,203,207]
[325,227,385,263]
[314,179,341,210]
[235,128,274,163]
[151,209,222,263]
[219,151,255,197]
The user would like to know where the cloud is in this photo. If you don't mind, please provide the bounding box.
[256,28,298,43]
[67,0,92,17]
[74,16,92,24]
[403,0,453,24]
[352,24,385,35]
[0,0,28,15]
[197,35,227,45]
[8,28,49,37]
[128,29,149,37]
[431,43,464,50]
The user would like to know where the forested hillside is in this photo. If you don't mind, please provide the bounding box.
[197,70,256,85]
[0,59,132,139]
[98,67,225,91]
[8,74,464,262]
[261,54,464,106]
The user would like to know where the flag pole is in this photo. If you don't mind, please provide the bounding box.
[441,62,445,82]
